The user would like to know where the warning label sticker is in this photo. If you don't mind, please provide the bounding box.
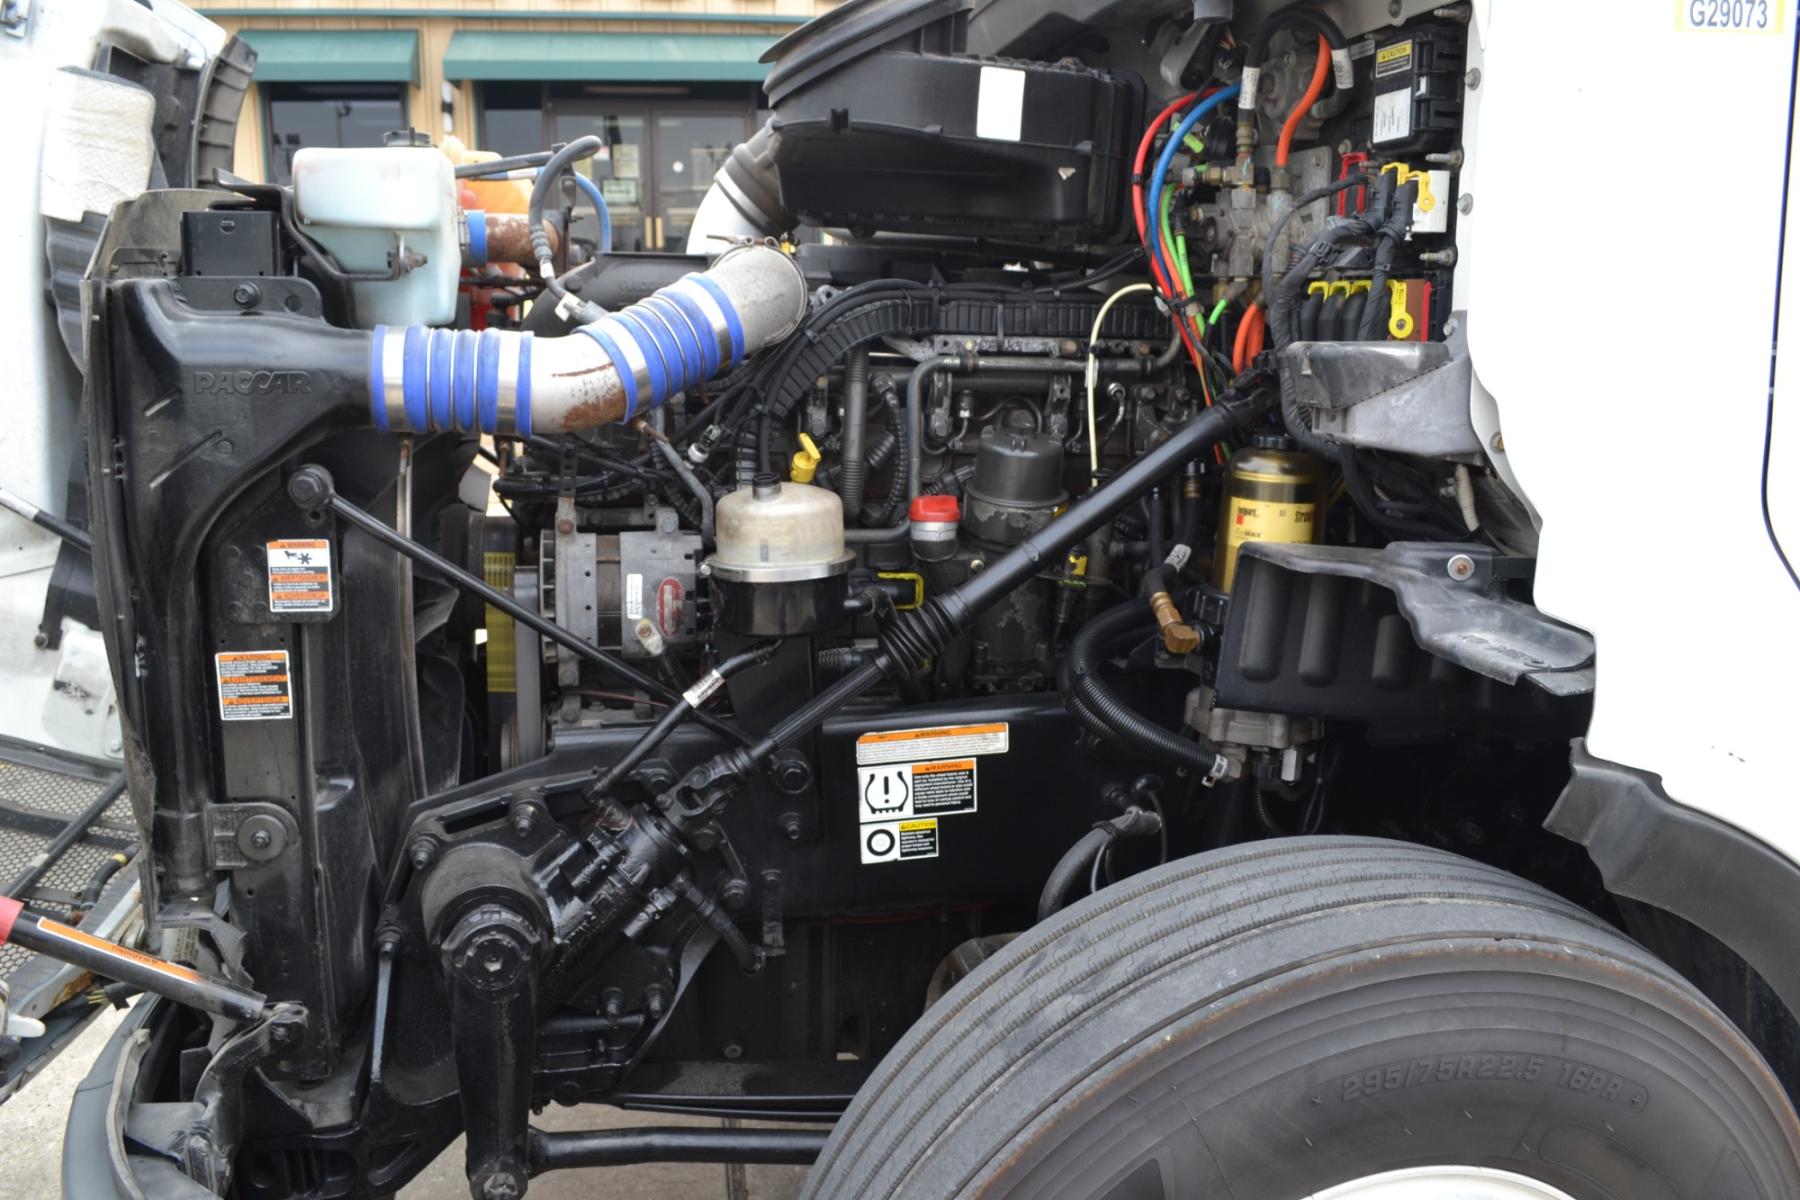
[855,722,1008,766]
[857,759,977,824]
[266,539,333,613]
[860,817,939,865]
[215,651,292,721]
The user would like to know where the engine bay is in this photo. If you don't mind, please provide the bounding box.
[73,0,1607,1194]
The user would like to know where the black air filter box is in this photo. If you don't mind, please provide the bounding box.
[767,45,1142,245]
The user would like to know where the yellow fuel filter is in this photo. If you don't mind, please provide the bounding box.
[1212,434,1325,591]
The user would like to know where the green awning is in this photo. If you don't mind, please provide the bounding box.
[443,31,776,83]
[241,30,421,85]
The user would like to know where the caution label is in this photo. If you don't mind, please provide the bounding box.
[266,539,333,613]
[860,817,939,865]
[215,651,292,721]
[857,759,977,823]
[1373,39,1413,78]
[855,722,1008,766]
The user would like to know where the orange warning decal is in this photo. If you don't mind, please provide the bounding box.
[38,919,206,982]
[215,650,292,721]
[854,722,1009,766]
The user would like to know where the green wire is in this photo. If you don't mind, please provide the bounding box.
[1208,298,1229,326]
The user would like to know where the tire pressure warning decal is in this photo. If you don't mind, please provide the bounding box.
[855,723,1002,864]
[860,818,939,865]
[858,760,977,824]
[266,539,333,613]
[215,651,292,721]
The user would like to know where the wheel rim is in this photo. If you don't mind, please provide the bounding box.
[1303,1166,1582,1200]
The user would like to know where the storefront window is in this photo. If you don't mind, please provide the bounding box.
[478,84,755,252]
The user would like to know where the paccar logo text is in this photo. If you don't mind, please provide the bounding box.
[192,370,312,397]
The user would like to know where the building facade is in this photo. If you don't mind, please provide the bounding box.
[200,0,839,251]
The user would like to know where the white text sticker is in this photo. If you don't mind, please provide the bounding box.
[216,651,292,721]
[856,722,1008,766]
[857,759,977,824]
[267,539,332,613]
[1372,88,1412,144]
[860,818,939,865]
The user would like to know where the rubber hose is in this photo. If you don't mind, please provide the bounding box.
[528,137,603,274]
[1037,810,1164,921]
[1064,604,1228,778]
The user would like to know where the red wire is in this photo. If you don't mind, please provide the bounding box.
[1276,37,1331,169]
[1131,90,1223,424]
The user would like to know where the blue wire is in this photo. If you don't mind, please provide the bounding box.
[1145,84,1240,295]
[570,170,613,255]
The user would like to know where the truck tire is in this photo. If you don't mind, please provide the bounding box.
[803,837,1800,1199]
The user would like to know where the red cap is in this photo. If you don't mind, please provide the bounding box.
[909,495,960,523]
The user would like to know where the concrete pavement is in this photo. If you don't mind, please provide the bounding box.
[6,1005,811,1199]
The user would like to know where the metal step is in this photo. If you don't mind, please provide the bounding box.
[0,736,140,1100]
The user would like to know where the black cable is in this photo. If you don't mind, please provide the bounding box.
[0,487,92,552]
[1245,2,1347,70]
[1037,810,1162,921]
[455,150,554,178]
[528,137,604,311]
[1063,603,1229,779]
[590,642,778,796]
[1360,178,1419,341]
[1259,174,1374,305]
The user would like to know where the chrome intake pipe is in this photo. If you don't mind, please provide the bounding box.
[366,243,805,436]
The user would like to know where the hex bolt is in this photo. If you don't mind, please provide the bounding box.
[249,829,273,851]
[720,878,750,909]
[408,837,437,872]
[232,283,261,308]
[1446,553,1476,581]
[1465,67,1481,90]
[779,812,804,842]
[1457,193,1475,215]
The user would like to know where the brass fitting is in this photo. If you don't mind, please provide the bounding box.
[1149,591,1200,655]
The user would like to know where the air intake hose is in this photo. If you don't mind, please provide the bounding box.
[366,243,805,437]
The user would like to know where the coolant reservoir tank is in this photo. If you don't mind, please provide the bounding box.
[707,475,856,636]
[291,146,460,328]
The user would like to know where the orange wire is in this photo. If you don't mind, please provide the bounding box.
[1244,305,1266,362]
[1232,304,1257,374]
[1276,37,1331,169]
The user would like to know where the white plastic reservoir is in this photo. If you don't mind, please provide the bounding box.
[291,146,460,328]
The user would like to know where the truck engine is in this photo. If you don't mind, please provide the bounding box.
[63,0,1781,1196]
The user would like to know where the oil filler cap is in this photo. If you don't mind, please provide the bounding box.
[909,494,960,563]
[908,495,960,524]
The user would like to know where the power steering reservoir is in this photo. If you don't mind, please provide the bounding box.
[707,475,856,636]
